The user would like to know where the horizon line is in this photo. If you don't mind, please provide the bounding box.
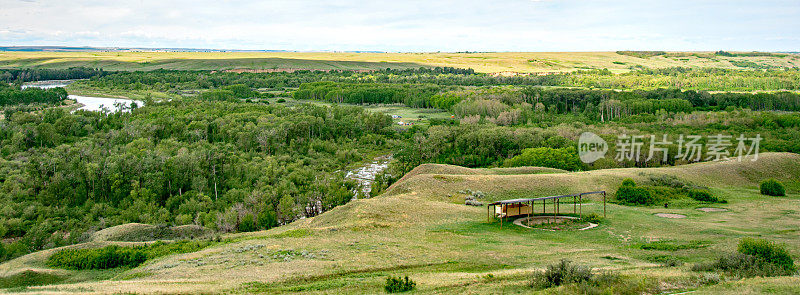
[1,46,798,54]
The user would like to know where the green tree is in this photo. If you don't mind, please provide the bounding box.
[504,147,583,171]
[278,195,297,223]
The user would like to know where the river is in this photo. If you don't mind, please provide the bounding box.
[21,80,142,112]
[345,155,392,198]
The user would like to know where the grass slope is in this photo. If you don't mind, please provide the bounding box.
[2,153,799,294]
[1,51,798,73]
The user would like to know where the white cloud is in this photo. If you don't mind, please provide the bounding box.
[0,0,797,51]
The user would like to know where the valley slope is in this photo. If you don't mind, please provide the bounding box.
[2,153,800,294]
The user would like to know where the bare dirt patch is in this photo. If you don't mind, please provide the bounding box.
[696,207,729,212]
[513,216,596,231]
[654,213,687,219]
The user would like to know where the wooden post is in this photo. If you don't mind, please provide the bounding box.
[573,196,576,214]
[501,204,504,228]
[487,205,491,223]
[603,191,607,218]
[557,198,560,216]
[527,201,531,220]
[579,196,582,219]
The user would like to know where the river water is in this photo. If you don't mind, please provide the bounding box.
[21,80,142,112]
[345,155,392,198]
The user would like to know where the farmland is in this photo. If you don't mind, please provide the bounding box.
[1,51,799,73]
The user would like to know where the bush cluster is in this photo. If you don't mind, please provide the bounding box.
[530,259,592,288]
[687,189,725,203]
[581,213,603,224]
[503,147,583,171]
[384,276,416,293]
[0,270,65,289]
[47,245,147,270]
[738,238,795,271]
[617,178,728,205]
[760,179,786,196]
[615,179,654,205]
[530,260,658,293]
[693,238,796,278]
[47,241,211,270]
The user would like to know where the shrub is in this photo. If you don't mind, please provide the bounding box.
[47,245,147,270]
[693,238,796,278]
[692,252,793,278]
[276,98,286,103]
[738,238,795,272]
[384,276,416,293]
[581,213,602,224]
[621,178,636,187]
[647,174,688,189]
[616,185,654,205]
[760,179,786,196]
[530,259,592,288]
[257,210,278,230]
[530,261,661,293]
[687,189,725,203]
[238,213,257,232]
[503,147,583,171]
[47,241,211,270]
[0,270,64,289]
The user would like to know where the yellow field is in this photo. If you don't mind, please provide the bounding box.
[1,51,798,73]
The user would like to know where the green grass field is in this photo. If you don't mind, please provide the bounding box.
[2,51,798,73]
[2,153,798,294]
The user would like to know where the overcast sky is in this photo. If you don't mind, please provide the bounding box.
[0,0,798,52]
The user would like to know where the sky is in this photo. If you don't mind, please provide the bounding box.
[0,0,798,52]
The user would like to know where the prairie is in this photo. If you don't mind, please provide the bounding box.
[2,153,798,294]
[1,51,798,73]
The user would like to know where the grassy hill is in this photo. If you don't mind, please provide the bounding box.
[1,51,798,73]
[2,153,799,294]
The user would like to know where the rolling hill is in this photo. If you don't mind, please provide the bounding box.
[1,51,798,73]
[2,153,799,294]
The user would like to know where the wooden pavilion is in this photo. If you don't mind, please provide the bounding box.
[487,191,606,227]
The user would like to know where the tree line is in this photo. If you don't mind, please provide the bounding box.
[0,67,107,83]
[0,82,68,106]
[69,66,800,93]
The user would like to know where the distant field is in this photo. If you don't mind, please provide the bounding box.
[1,51,798,73]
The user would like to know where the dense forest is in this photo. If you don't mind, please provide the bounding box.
[71,67,800,91]
[0,97,394,261]
[1,66,800,263]
[0,68,106,83]
[294,82,800,121]
[0,82,68,106]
